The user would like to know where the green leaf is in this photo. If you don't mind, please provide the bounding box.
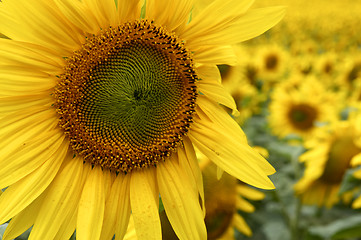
[263,220,291,240]
[307,214,361,239]
[333,224,361,239]
[339,167,361,194]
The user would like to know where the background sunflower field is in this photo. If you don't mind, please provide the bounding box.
[1,0,361,239]
[224,0,361,239]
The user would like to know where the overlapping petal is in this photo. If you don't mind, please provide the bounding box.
[157,154,207,240]
[130,169,161,240]
[77,166,105,240]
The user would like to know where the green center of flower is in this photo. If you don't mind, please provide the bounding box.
[55,20,197,173]
[288,103,318,130]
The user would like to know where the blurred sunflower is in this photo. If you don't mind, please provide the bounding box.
[314,51,339,80]
[349,112,361,209]
[337,55,361,92]
[229,84,262,125]
[201,160,266,239]
[0,0,285,239]
[294,119,361,208]
[243,60,261,88]
[255,44,288,84]
[345,80,361,110]
[268,74,338,140]
[291,54,314,76]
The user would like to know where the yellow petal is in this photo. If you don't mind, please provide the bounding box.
[351,153,361,166]
[352,196,361,209]
[157,154,207,240]
[130,168,161,240]
[0,66,56,95]
[188,7,285,48]
[226,6,286,44]
[100,173,131,240]
[146,0,193,31]
[102,170,114,198]
[233,214,252,237]
[0,39,63,74]
[54,210,77,240]
[184,5,285,47]
[236,196,255,213]
[0,129,66,190]
[117,0,143,22]
[197,65,222,83]
[196,96,247,143]
[197,79,237,111]
[189,120,275,189]
[353,169,361,179]
[180,0,255,44]
[114,174,131,240]
[83,0,118,27]
[2,192,46,240]
[193,45,237,66]
[77,166,106,240]
[0,95,52,118]
[236,185,265,201]
[54,166,91,240]
[29,155,84,240]
[0,107,57,165]
[54,0,100,34]
[123,216,137,240]
[0,0,82,54]
[216,166,224,180]
[179,137,205,216]
[197,96,276,175]
[0,143,65,224]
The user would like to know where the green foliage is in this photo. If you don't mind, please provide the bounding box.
[339,167,361,195]
[306,214,361,240]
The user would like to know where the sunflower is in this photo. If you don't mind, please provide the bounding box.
[268,74,339,140]
[0,0,285,239]
[290,53,315,76]
[336,54,361,93]
[294,118,361,208]
[200,159,266,239]
[255,44,288,84]
[345,80,361,111]
[314,51,339,79]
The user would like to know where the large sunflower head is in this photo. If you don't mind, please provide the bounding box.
[0,0,285,239]
[294,118,361,208]
[54,19,198,172]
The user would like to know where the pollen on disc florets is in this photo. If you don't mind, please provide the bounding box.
[55,20,197,173]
